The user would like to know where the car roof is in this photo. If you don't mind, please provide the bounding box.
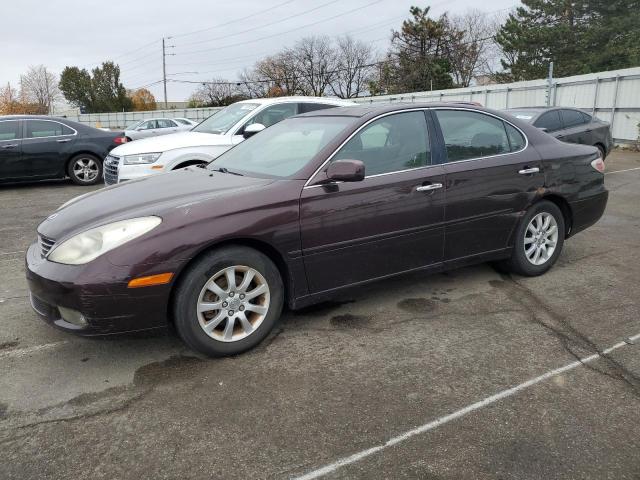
[235,96,355,106]
[297,102,510,119]
[0,115,75,121]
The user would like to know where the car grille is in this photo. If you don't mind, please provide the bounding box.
[104,155,120,185]
[39,235,55,258]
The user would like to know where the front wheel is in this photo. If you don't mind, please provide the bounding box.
[173,246,284,357]
[68,154,102,185]
[498,200,565,276]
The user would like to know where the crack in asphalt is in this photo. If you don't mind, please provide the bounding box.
[493,274,640,398]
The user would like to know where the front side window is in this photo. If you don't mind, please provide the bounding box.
[331,111,431,176]
[0,121,21,141]
[245,103,298,129]
[211,117,352,178]
[193,102,259,135]
[534,111,562,132]
[435,110,511,162]
[561,109,586,128]
[26,121,72,138]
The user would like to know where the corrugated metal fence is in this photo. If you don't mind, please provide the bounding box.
[352,66,640,144]
[65,107,222,130]
[65,66,640,143]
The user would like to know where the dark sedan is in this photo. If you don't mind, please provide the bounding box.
[0,115,126,185]
[26,103,608,356]
[505,107,613,158]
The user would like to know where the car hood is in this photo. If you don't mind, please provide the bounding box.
[112,131,232,155]
[38,168,274,240]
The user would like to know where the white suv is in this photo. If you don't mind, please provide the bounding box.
[104,96,354,185]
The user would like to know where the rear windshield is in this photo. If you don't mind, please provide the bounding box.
[210,117,353,178]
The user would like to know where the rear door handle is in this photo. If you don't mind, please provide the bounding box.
[57,138,72,143]
[518,167,540,175]
[416,183,443,192]
[1,144,18,149]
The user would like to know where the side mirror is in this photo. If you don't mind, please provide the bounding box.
[326,159,365,182]
[243,123,266,139]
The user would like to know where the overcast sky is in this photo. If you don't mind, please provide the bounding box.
[1,0,517,103]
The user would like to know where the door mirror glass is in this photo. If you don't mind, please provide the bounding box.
[243,123,266,139]
[326,159,365,182]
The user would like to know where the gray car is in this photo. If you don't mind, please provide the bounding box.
[124,118,193,141]
[505,107,613,158]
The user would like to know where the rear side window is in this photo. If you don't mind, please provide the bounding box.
[332,111,431,176]
[157,119,176,128]
[26,120,72,138]
[505,123,526,151]
[0,121,21,141]
[534,111,562,132]
[299,103,338,114]
[435,110,511,162]
[561,109,586,128]
[580,112,592,123]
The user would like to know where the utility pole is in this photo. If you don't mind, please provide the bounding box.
[546,61,554,107]
[162,37,175,109]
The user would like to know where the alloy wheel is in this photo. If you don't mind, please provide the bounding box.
[73,157,99,182]
[524,212,559,266]
[196,265,270,342]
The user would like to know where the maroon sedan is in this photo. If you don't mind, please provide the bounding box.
[26,103,608,356]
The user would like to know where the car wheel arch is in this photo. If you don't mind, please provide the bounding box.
[172,160,208,170]
[534,194,573,238]
[167,238,293,327]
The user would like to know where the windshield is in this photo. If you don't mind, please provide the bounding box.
[209,116,353,178]
[126,120,143,130]
[174,118,192,125]
[193,103,259,135]
[506,110,538,122]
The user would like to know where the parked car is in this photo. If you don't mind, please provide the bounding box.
[505,107,613,158]
[124,117,194,141]
[27,103,607,357]
[104,96,355,185]
[0,115,126,185]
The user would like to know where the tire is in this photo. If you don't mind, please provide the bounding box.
[173,246,284,357]
[67,154,103,185]
[498,200,565,276]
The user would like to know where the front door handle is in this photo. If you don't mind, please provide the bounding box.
[1,144,18,149]
[518,167,540,175]
[57,138,72,143]
[416,183,443,192]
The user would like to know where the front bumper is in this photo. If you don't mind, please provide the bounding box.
[25,242,171,335]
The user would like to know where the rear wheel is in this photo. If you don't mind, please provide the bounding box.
[173,246,283,357]
[498,200,565,276]
[68,154,102,185]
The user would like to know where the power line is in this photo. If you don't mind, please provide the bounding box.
[175,0,343,48]
[169,0,296,39]
[174,0,387,57]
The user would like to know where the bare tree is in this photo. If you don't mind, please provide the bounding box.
[188,78,246,107]
[292,36,337,96]
[252,50,305,96]
[445,10,501,87]
[20,65,60,114]
[330,36,376,98]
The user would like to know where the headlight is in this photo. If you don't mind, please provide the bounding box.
[123,153,162,165]
[48,216,162,265]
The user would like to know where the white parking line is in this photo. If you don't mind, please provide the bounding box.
[606,166,640,175]
[293,332,640,480]
[0,341,68,359]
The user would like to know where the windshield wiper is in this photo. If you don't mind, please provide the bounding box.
[211,167,243,176]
